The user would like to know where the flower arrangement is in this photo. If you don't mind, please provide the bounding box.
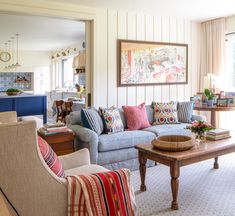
[186,120,213,142]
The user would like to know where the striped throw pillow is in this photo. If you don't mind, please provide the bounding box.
[177,101,194,123]
[38,136,65,178]
[81,108,104,135]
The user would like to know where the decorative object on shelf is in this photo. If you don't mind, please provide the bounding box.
[186,120,213,144]
[51,47,77,60]
[217,98,228,107]
[5,88,22,96]
[151,135,194,152]
[1,33,21,70]
[204,88,215,106]
[117,39,188,86]
[73,50,85,73]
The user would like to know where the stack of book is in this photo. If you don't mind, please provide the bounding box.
[39,122,72,136]
[206,129,231,141]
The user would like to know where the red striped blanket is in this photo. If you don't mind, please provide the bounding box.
[67,169,135,216]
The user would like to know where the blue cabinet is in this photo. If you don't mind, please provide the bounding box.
[0,95,47,123]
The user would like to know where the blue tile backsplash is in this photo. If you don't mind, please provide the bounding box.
[0,72,34,91]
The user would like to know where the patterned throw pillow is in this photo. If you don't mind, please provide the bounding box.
[122,103,151,130]
[178,101,194,123]
[38,136,65,178]
[153,101,178,124]
[99,106,124,134]
[81,108,104,135]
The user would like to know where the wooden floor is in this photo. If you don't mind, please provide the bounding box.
[0,194,11,216]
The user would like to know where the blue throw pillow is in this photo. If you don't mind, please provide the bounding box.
[177,101,194,123]
[81,108,104,135]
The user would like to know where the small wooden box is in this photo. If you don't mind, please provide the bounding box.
[38,131,75,156]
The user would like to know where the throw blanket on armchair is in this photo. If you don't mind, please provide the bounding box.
[67,169,135,216]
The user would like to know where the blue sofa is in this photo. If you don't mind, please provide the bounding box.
[66,105,205,170]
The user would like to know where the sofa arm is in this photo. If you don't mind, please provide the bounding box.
[192,114,207,122]
[67,124,99,164]
[58,148,90,170]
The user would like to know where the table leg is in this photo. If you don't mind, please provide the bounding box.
[214,157,219,169]
[139,151,147,191]
[211,111,216,128]
[170,161,180,210]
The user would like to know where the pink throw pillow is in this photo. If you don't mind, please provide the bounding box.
[38,136,65,178]
[123,103,150,130]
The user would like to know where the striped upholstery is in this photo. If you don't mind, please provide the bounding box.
[67,169,135,216]
[81,108,104,135]
[177,101,194,123]
[38,136,65,178]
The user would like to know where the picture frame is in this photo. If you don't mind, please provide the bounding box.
[217,99,228,107]
[117,39,188,87]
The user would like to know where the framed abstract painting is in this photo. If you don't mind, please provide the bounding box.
[117,39,188,86]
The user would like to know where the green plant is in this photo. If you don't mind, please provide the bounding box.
[204,88,214,100]
[6,88,21,92]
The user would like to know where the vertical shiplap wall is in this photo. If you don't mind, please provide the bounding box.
[103,9,200,108]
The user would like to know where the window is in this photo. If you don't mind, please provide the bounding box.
[226,35,235,90]
[52,56,76,90]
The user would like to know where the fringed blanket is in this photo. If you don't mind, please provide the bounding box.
[67,169,135,216]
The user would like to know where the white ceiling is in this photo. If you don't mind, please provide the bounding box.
[0,13,85,51]
[49,0,235,21]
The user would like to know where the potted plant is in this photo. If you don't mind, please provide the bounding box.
[204,88,215,106]
[5,88,22,96]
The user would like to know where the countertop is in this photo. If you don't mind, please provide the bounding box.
[0,93,46,99]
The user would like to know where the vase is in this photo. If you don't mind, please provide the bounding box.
[207,99,214,107]
[195,132,205,144]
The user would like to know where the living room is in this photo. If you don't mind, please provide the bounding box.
[1,0,235,216]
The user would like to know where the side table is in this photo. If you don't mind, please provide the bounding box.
[38,131,75,156]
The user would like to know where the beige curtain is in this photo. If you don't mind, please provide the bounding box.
[199,18,226,127]
[199,18,226,91]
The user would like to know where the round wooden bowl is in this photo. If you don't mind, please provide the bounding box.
[151,135,194,152]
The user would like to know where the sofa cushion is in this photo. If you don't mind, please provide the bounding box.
[153,101,178,124]
[118,108,127,129]
[38,136,65,178]
[146,105,154,125]
[178,101,194,123]
[69,111,82,125]
[81,108,104,135]
[98,130,155,152]
[143,123,191,136]
[99,106,124,134]
[123,103,150,130]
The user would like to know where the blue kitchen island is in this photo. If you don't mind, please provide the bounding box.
[0,94,47,123]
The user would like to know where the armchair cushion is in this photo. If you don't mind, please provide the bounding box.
[65,164,108,176]
[38,136,65,178]
[58,148,91,170]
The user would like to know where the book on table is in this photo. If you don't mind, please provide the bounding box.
[206,128,230,141]
[39,126,72,136]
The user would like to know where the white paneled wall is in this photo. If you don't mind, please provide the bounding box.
[99,9,201,107]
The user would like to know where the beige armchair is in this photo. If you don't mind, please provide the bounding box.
[0,111,108,216]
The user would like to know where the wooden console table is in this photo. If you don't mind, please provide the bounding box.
[194,105,235,127]
[135,135,235,210]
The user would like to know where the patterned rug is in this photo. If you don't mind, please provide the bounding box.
[131,153,235,216]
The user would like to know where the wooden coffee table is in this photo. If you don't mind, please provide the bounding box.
[135,135,235,210]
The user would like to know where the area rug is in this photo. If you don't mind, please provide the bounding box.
[131,153,235,216]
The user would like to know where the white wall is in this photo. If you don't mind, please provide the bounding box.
[0,50,51,93]
[0,1,201,107]
[226,15,235,33]
[103,10,201,107]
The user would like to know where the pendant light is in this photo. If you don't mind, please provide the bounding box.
[14,33,21,67]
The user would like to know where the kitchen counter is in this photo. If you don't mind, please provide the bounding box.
[0,93,46,98]
[0,94,47,123]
